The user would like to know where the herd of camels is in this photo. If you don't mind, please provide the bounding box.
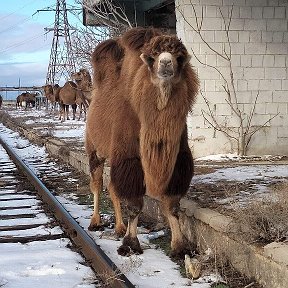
[17,27,200,258]
[15,68,92,121]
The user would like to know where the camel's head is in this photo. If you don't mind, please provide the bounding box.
[42,85,53,96]
[71,69,91,82]
[140,35,191,83]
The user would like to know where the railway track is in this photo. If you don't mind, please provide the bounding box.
[0,137,135,288]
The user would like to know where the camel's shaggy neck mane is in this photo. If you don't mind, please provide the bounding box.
[157,80,172,110]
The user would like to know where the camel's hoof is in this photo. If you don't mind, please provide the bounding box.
[117,245,132,256]
[88,223,105,231]
[117,236,143,256]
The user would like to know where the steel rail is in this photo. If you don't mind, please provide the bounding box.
[0,137,135,288]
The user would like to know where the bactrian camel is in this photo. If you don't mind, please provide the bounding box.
[85,27,199,257]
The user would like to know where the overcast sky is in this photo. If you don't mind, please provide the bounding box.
[0,0,84,99]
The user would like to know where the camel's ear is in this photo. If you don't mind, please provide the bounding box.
[140,53,147,65]
[140,53,154,68]
[184,54,192,65]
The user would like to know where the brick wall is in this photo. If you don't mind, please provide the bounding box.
[176,0,288,157]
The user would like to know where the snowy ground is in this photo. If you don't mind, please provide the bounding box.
[1,104,288,287]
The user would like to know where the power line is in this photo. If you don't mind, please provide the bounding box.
[0,0,38,22]
[0,29,52,54]
[0,15,33,35]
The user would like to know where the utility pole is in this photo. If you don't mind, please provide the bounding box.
[42,0,76,85]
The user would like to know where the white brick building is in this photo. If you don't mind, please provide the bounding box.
[176,0,288,157]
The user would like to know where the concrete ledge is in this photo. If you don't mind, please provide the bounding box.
[180,200,288,288]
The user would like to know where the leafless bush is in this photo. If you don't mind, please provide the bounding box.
[71,0,132,70]
[234,182,288,243]
[176,1,278,156]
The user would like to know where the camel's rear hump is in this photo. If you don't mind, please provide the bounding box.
[92,39,124,85]
[121,27,162,51]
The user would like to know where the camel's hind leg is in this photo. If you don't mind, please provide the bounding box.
[117,197,143,256]
[108,182,126,237]
[87,151,105,231]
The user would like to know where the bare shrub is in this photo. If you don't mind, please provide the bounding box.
[234,182,288,243]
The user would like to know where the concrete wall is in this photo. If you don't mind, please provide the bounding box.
[175,0,288,157]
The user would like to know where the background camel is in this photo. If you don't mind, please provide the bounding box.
[43,82,86,121]
[71,68,92,108]
[86,27,199,258]
[16,92,37,108]
[0,95,2,108]
[58,81,87,121]
[43,84,59,109]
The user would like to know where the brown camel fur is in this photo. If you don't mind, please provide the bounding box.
[58,81,87,121]
[16,92,27,108]
[86,27,199,257]
[43,84,59,109]
[71,68,92,107]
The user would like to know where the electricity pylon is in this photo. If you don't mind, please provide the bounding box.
[44,0,76,85]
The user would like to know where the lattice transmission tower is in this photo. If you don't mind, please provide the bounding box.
[45,0,76,85]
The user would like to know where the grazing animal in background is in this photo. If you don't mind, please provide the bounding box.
[16,92,38,108]
[25,92,38,107]
[71,68,92,107]
[16,92,26,108]
[43,84,59,109]
[85,27,199,257]
[43,83,85,121]
[58,81,86,121]
[0,94,2,108]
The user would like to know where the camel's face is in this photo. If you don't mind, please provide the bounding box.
[71,71,83,81]
[43,85,53,96]
[71,69,90,82]
[140,35,191,83]
[156,52,175,80]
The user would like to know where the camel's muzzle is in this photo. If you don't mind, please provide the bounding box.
[157,52,174,80]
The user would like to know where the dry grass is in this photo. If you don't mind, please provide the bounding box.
[233,181,288,244]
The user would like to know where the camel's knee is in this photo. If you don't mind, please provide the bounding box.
[161,196,181,219]
[126,197,143,219]
[89,150,105,175]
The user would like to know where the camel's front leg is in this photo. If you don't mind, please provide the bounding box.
[117,197,143,256]
[161,195,188,258]
[66,105,70,120]
[72,103,77,120]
